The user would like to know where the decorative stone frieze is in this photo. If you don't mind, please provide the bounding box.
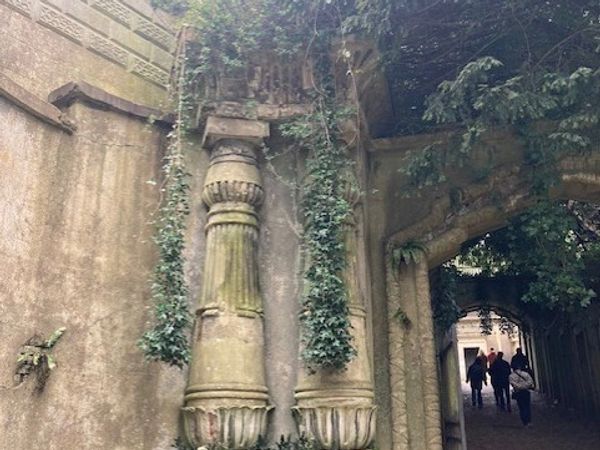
[0,0,172,87]
[184,117,272,449]
[294,167,376,450]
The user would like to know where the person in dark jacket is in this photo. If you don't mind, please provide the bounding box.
[510,347,530,371]
[488,351,512,411]
[466,356,487,408]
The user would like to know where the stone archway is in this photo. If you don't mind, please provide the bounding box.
[367,129,600,450]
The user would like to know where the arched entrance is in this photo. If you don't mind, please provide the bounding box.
[367,130,600,449]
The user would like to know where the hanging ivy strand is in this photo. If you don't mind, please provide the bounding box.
[281,89,357,371]
[280,0,362,371]
[283,108,356,371]
[139,45,193,368]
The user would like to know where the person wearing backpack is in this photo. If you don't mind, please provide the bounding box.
[509,362,535,426]
[466,356,488,409]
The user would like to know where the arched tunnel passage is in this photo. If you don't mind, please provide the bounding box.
[425,212,600,450]
[374,133,600,450]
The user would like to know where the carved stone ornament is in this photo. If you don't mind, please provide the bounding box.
[292,405,377,450]
[182,405,273,449]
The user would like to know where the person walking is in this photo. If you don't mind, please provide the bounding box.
[487,347,497,367]
[510,347,530,371]
[466,356,488,409]
[509,362,535,427]
[478,349,488,369]
[489,351,512,411]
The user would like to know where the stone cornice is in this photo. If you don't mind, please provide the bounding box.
[0,73,76,133]
[49,80,173,126]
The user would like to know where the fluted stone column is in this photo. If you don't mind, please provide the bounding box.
[294,170,376,450]
[183,117,272,449]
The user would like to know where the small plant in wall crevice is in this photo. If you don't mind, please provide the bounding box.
[391,240,427,268]
[14,327,66,394]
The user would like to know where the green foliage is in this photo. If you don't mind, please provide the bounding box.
[271,434,317,450]
[498,316,516,337]
[460,201,597,312]
[173,434,317,450]
[153,0,363,371]
[406,56,600,189]
[145,0,600,366]
[393,307,411,327]
[369,0,600,134]
[477,305,493,335]
[139,51,193,368]
[172,437,194,450]
[430,267,462,333]
[282,108,357,371]
[150,0,189,15]
[391,240,427,266]
[15,327,66,393]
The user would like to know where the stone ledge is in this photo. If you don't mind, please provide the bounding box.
[49,80,173,126]
[0,73,76,133]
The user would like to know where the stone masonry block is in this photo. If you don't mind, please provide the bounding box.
[0,0,33,17]
[88,33,129,66]
[150,45,173,72]
[38,4,85,44]
[108,19,152,60]
[89,0,131,26]
[131,15,175,51]
[61,0,112,37]
[129,57,169,87]
[202,116,270,149]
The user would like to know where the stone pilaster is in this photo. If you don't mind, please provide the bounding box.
[386,256,443,450]
[293,170,376,450]
[183,117,272,449]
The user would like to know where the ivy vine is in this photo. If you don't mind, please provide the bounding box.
[146,0,600,366]
[430,267,462,334]
[148,0,363,371]
[459,201,597,313]
[139,44,193,368]
[279,5,358,371]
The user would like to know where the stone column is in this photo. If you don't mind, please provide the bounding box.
[439,328,466,450]
[294,171,377,450]
[183,117,272,449]
[385,255,443,450]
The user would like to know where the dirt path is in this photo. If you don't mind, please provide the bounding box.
[464,388,600,449]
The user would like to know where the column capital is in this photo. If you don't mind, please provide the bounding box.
[202,116,270,150]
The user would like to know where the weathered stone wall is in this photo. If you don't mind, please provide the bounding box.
[3,1,600,447]
[1,0,172,107]
[0,3,188,446]
[0,94,184,448]
[532,302,600,418]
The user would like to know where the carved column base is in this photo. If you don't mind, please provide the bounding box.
[292,405,377,450]
[294,309,376,450]
[182,404,273,449]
